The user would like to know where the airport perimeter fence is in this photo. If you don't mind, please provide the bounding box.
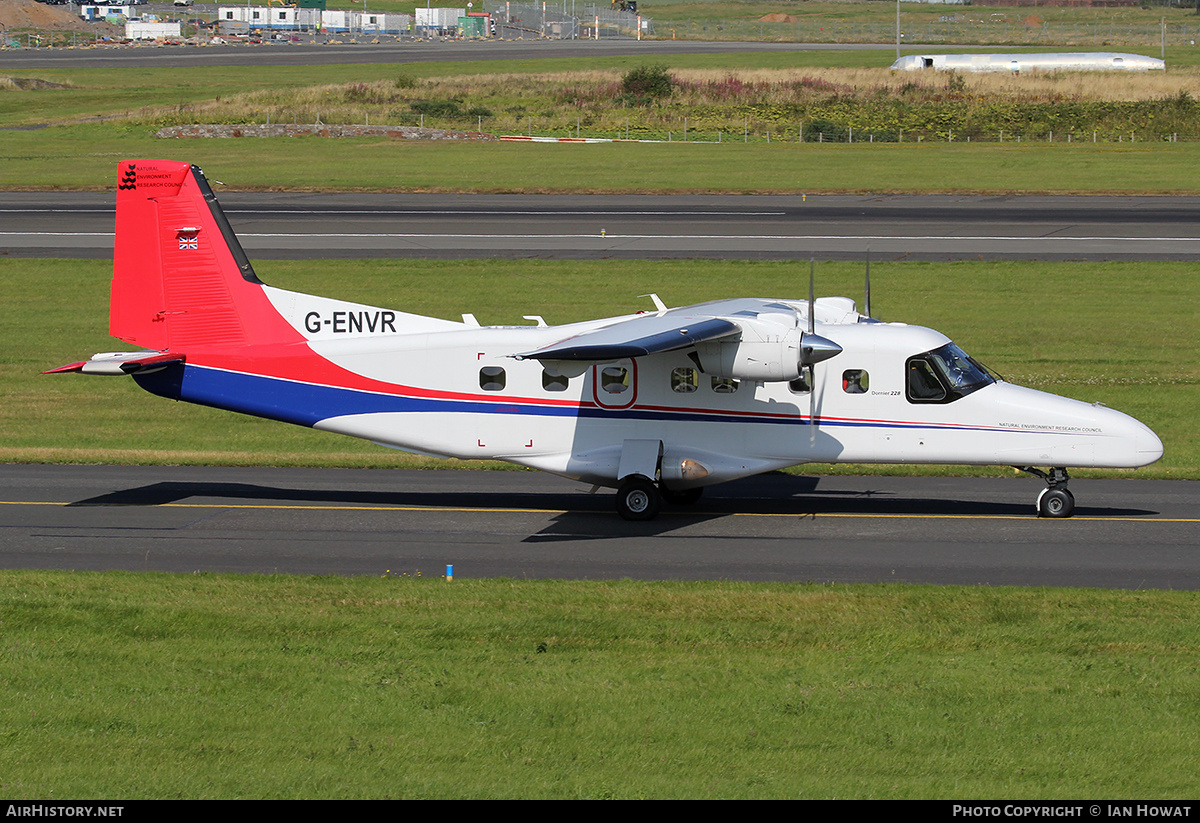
[163,108,1200,145]
[1,30,109,48]
[533,125,1200,143]
[486,2,651,39]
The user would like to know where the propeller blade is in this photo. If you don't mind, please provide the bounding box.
[864,248,871,319]
[806,259,824,444]
[810,369,817,444]
[808,258,815,335]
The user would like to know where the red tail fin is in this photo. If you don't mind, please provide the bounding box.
[111,160,292,352]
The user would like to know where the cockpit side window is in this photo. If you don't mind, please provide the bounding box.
[907,360,946,401]
[906,342,995,404]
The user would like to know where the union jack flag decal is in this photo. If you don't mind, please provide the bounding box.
[176,226,200,251]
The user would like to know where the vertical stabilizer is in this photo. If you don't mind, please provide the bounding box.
[110,160,293,352]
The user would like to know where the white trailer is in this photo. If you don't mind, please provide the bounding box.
[125,21,182,39]
[416,7,465,33]
[891,52,1165,73]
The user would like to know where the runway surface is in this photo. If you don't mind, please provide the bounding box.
[5,191,1200,261]
[1,465,1195,588]
[0,39,896,71]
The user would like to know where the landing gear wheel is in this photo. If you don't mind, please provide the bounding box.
[616,476,661,522]
[1020,466,1075,519]
[660,485,703,506]
[1037,487,1075,519]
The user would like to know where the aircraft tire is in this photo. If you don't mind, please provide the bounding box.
[616,476,661,521]
[1038,488,1075,518]
[660,485,703,506]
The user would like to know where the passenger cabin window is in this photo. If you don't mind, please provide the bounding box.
[479,366,506,391]
[601,366,629,394]
[905,342,996,404]
[671,367,698,393]
[542,369,569,392]
[842,369,869,394]
[711,377,739,394]
[788,366,813,395]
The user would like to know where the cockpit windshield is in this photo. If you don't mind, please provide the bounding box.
[906,342,996,404]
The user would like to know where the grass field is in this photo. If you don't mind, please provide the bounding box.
[3,571,1200,799]
[4,257,1195,477]
[8,128,1200,194]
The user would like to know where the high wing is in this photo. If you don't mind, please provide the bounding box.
[512,313,740,362]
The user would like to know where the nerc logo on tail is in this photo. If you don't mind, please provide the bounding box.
[46,161,1163,521]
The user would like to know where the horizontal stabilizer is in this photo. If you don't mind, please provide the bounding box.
[513,316,739,362]
[44,351,183,376]
[42,361,87,375]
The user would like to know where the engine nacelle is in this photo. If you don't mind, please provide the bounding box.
[694,322,803,382]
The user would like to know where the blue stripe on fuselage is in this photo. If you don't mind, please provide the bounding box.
[133,363,583,427]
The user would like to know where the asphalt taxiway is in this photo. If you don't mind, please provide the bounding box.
[0,39,898,71]
[5,191,1200,261]
[2,465,1195,588]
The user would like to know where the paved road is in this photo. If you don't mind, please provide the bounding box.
[0,39,899,70]
[1,465,1194,587]
[5,191,1200,261]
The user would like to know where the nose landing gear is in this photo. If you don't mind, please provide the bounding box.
[1019,466,1075,518]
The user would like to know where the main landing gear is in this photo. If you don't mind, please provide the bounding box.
[1019,466,1075,518]
[614,476,703,521]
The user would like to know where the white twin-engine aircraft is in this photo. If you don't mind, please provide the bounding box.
[51,160,1163,520]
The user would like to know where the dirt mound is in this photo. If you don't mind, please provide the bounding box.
[0,0,111,33]
[758,13,799,23]
[2,76,69,89]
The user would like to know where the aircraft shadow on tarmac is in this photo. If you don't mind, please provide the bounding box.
[67,474,1157,542]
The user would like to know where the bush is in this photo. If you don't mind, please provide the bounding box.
[621,64,673,104]
[410,99,464,118]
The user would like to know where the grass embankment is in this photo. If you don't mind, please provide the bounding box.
[6,55,1200,193]
[3,571,1199,798]
[4,258,1195,477]
[145,66,1200,143]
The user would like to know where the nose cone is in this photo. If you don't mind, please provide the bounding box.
[1091,403,1164,468]
[801,333,842,365]
[1131,418,1164,466]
